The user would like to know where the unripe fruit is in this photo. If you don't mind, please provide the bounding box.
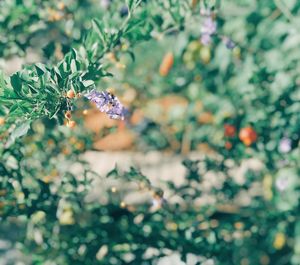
[273,232,286,250]
[66,89,75,99]
[67,120,76,128]
[159,52,174,77]
[200,46,211,64]
[198,112,214,124]
[121,43,128,51]
[65,111,72,120]
[239,127,257,146]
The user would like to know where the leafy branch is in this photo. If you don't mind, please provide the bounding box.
[0,0,202,143]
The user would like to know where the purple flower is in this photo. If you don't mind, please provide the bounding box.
[201,17,217,36]
[278,137,292,153]
[222,36,236,49]
[200,16,216,46]
[107,102,126,120]
[85,90,111,113]
[275,176,289,192]
[201,34,212,45]
[85,90,126,120]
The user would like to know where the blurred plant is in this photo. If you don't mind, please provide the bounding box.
[1,156,298,264]
[1,0,300,264]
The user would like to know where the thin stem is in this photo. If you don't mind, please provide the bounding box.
[274,0,297,25]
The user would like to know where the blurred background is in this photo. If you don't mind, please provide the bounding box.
[1,0,300,264]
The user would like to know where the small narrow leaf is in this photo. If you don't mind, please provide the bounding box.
[10,74,22,92]
[82,80,94,87]
[35,63,47,76]
[5,120,31,148]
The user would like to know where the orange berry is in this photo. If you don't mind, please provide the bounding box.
[239,127,257,146]
[82,109,89,115]
[198,112,214,124]
[66,90,76,99]
[224,124,236,137]
[48,9,63,21]
[47,139,55,146]
[107,52,116,62]
[0,117,5,126]
[62,148,71,155]
[69,137,77,144]
[159,52,174,76]
[65,111,72,120]
[75,142,85,150]
[67,120,76,128]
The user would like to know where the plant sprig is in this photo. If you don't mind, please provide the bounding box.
[0,0,204,143]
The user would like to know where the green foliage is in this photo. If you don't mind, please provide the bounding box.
[1,0,300,264]
[0,0,200,145]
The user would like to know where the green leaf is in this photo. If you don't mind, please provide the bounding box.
[92,19,108,46]
[5,120,31,147]
[35,63,47,77]
[70,59,77,73]
[10,73,22,92]
[82,80,94,87]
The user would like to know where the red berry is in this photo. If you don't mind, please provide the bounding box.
[225,141,232,150]
[65,111,72,120]
[66,90,76,99]
[67,120,76,128]
[224,124,236,137]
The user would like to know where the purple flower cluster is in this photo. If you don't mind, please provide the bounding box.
[201,17,217,35]
[278,137,292,153]
[275,176,289,192]
[85,90,126,120]
[200,16,217,45]
[200,12,236,50]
